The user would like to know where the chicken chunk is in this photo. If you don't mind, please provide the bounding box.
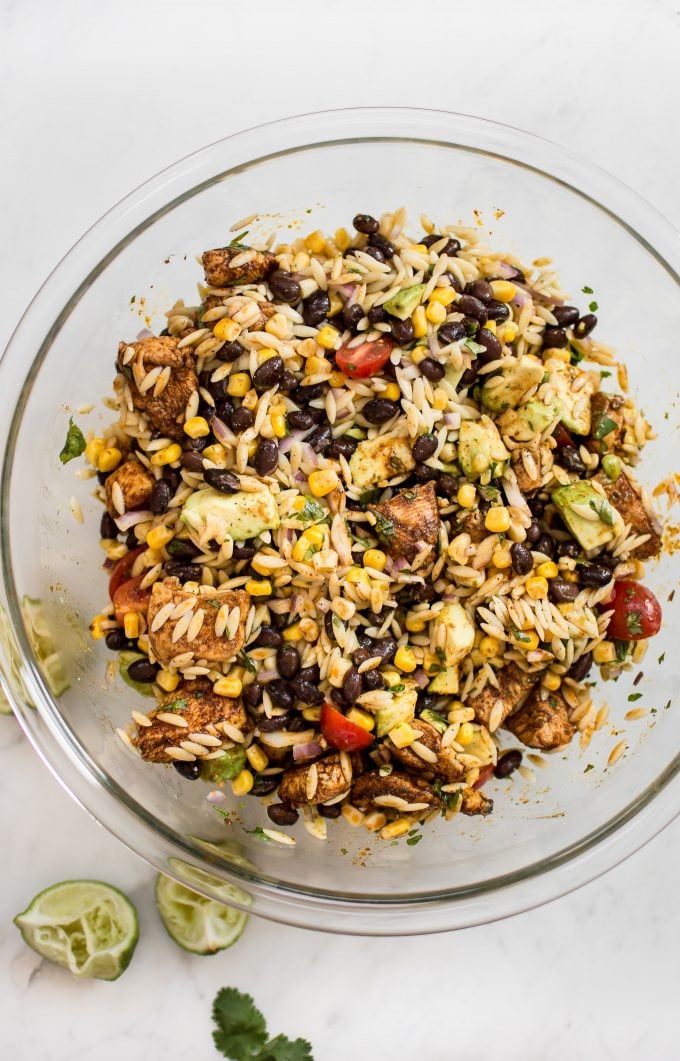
[460,786,493,817]
[459,508,487,543]
[350,771,441,812]
[505,687,575,750]
[132,678,249,763]
[388,718,465,782]
[104,459,154,518]
[117,336,198,441]
[202,247,278,288]
[512,439,553,495]
[587,392,626,455]
[147,578,249,664]
[594,470,661,560]
[370,482,440,562]
[278,752,353,807]
[467,662,537,732]
[201,294,276,332]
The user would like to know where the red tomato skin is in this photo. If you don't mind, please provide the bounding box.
[552,424,573,448]
[108,546,145,600]
[473,764,495,790]
[112,576,151,624]
[320,704,374,751]
[336,337,394,379]
[606,580,662,641]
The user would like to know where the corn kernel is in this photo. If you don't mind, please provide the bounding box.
[428,287,457,307]
[137,634,150,654]
[364,811,387,832]
[245,745,268,772]
[405,615,427,633]
[492,546,513,569]
[380,818,411,841]
[97,447,123,473]
[146,525,173,551]
[593,640,617,664]
[457,722,475,745]
[500,321,518,344]
[271,412,287,439]
[347,707,375,732]
[536,561,559,579]
[457,483,476,508]
[212,317,241,342]
[183,416,210,439]
[432,388,448,411]
[411,305,428,339]
[328,294,343,317]
[256,347,278,365]
[89,615,107,640]
[542,671,562,691]
[410,243,428,254]
[316,325,339,351]
[308,468,339,497]
[484,319,497,335]
[511,629,540,651]
[411,345,428,365]
[291,496,307,512]
[394,646,417,673]
[150,443,182,467]
[346,565,370,587]
[264,314,290,340]
[85,437,106,467]
[525,576,549,600]
[382,382,401,402]
[341,804,365,827]
[242,388,259,411]
[245,579,271,597]
[302,706,322,722]
[334,227,351,252]
[490,280,517,303]
[425,301,447,325]
[304,230,326,255]
[226,372,251,397]
[484,506,511,533]
[282,622,303,641]
[292,526,324,562]
[306,355,332,376]
[329,370,347,388]
[202,443,227,466]
[123,612,140,639]
[246,440,258,458]
[213,676,243,698]
[157,670,180,693]
[363,549,387,572]
[250,556,273,576]
[104,541,128,561]
[389,722,417,748]
[231,769,254,797]
[562,570,579,583]
[479,635,502,658]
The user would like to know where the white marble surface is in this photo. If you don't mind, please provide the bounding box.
[2,1,680,1058]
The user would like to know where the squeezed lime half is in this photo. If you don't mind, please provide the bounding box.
[155,873,248,955]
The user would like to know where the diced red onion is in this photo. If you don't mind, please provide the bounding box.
[443,412,459,427]
[278,428,311,456]
[256,668,278,683]
[293,740,324,762]
[338,283,357,302]
[413,669,430,689]
[300,443,319,468]
[206,789,225,804]
[211,416,234,446]
[511,288,530,308]
[391,556,409,573]
[114,509,153,532]
[495,262,521,280]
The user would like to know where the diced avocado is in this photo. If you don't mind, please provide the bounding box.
[181,485,279,543]
[444,362,465,391]
[383,284,425,321]
[349,435,416,489]
[544,358,595,435]
[551,480,619,551]
[481,356,545,412]
[119,651,155,698]
[432,602,475,666]
[199,746,246,782]
[499,399,563,442]
[457,417,510,480]
[375,680,417,738]
[419,708,449,733]
[428,665,460,695]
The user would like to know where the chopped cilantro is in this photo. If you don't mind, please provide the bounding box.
[228,230,249,248]
[658,652,666,664]
[614,640,630,662]
[628,693,643,702]
[162,696,188,713]
[582,285,593,294]
[589,300,599,312]
[626,610,643,636]
[593,415,617,441]
[390,684,405,694]
[238,651,257,675]
[372,512,396,542]
[59,418,86,464]
[294,496,326,523]
[358,488,382,509]
[463,339,486,355]
[244,827,270,842]
[406,834,422,846]
[600,370,612,379]
[584,763,595,773]
[569,344,585,365]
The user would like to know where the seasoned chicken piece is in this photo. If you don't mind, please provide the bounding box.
[202,246,278,288]
[587,392,626,455]
[511,439,553,495]
[201,294,276,332]
[104,459,154,518]
[467,662,537,732]
[132,679,249,763]
[506,687,575,749]
[460,786,493,816]
[460,508,487,543]
[388,719,465,782]
[594,470,662,560]
[278,752,353,807]
[147,578,249,664]
[117,336,198,441]
[370,482,440,562]
[350,771,441,812]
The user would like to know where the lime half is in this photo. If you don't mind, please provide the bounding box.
[14,880,139,980]
[155,873,248,955]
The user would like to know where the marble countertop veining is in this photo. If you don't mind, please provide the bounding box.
[2,1,680,1058]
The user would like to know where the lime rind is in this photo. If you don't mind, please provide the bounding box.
[155,873,248,955]
[14,879,139,981]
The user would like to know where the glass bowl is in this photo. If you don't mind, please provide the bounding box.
[1,108,678,935]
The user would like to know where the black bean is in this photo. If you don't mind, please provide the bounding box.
[251,775,280,796]
[183,435,208,453]
[441,238,461,256]
[419,358,445,382]
[242,681,263,710]
[105,629,134,651]
[291,678,324,705]
[343,303,363,329]
[412,434,437,462]
[300,663,320,683]
[269,271,302,303]
[315,801,341,819]
[363,669,385,691]
[255,439,279,476]
[255,625,283,649]
[177,449,202,474]
[353,213,379,234]
[598,552,618,571]
[218,340,244,363]
[302,291,331,327]
[324,611,336,640]
[253,355,284,391]
[291,382,324,405]
[459,366,478,389]
[542,326,568,349]
[411,582,437,604]
[232,543,256,560]
[164,561,199,583]
[414,463,438,482]
[421,233,442,248]
[276,644,300,680]
[307,423,333,452]
[167,538,200,559]
[364,244,386,264]
[462,317,480,337]
[351,646,371,666]
[229,406,254,432]
[100,512,119,539]
[326,437,357,460]
[437,473,458,499]
[342,667,363,703]
[97,470,111,485]
[457,294,488,323]
[173,761,201,780]
[438,321,465,345]
[559,446,586,475]
[267,802,299,826]
[391,318,415,345]
[330,687,349,708]
[579,563,613,587]
[367,305,386,324]
[467,279,493,303]
[368,232,395,259]
[268,680,295,710]
[257,712,294,732]
[363,398,399,424]
[528,497,545,517]
[567,651,593,683]
[271,611,290,630]
[525,520,541,543]
[575,313,597,338]
[553,305,580,327]
[204,468,240,494]
[281,371,297,392]
[535,534,555,558]
[370,636,397,664]
[557,539,580,559]
[494,750,523,779]
[288,409,315,430]
[549,577,580,603]
[127,659,157,683]
[485,299,511,322]
[510,542,534,576]
[205,375,228,400]
[476,328,503,363]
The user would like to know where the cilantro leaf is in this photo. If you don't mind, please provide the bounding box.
[239,651,258,675]
[372,512,395,542]
[589,300,599,313]
[212,988,267,1060]
[569,344,585,365]
[626,610,643,636]
[294,497,326,523]
[59,417,86,464]
[584,763,595,773]
[463,338,486,355]
[614,639,630,662]
[593,415,617,441]
[259,1035,313,1061]
[600,370,612,379]
[582,285,593,294]
[358,488,382,509]
[628,692,643,702]
[228,231,249,248]
[406,834,422,846]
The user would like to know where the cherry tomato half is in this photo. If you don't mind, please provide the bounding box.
[552,423,573,448]
[605,580,662,641]
[108,545,145,600]
[473,763,495,790]
[335,336,394,379]
[320,703,374,752]
[112,576,151,625]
